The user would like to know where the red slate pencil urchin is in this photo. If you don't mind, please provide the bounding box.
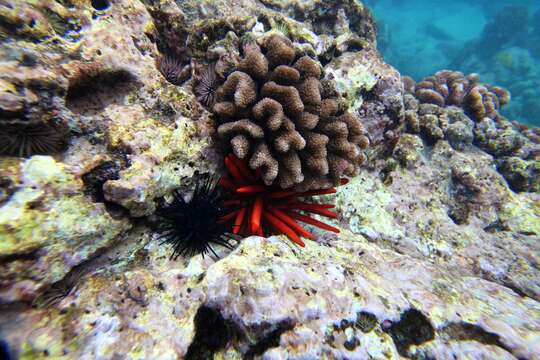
[218,153,343,247]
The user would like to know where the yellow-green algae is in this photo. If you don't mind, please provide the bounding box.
[0,156,71,255]
[104,103,210,216]
[0,156,130,298]
[0,2,51,40]
[336,176,404,241]
[392,134,425,167]
[325,55,378,111]
[266,15,318,44]
[499,195,540,235]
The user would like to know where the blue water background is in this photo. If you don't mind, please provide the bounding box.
[368,0,540,126]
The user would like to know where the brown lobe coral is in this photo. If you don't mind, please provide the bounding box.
[212,34,369,190]
[216,71,257,109]
[238,44,269,80]
[261,82,304,118]
[293,56,322,79]
[407,70,511,121]
[263,34,296,68]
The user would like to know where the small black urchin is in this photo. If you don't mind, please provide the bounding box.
[157,55,191,86]
[156,177,234,259]
[0,121,69,157]
[194,63,220,108]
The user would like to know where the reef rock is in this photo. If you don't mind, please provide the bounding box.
[325,48,404,145]
[8,233,540,359]
[0,0,539,359]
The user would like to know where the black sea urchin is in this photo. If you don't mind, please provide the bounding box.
[194,63,220,107]
[157,55,191,85]
[156,177,234,259]
[0,121,69,157]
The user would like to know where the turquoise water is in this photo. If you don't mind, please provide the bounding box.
[370,0,540,126]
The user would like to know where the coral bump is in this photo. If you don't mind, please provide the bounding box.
[219,154,342,247]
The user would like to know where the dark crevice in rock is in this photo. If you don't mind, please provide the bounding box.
[81,160,127,217]
[32,247,112,308]
[42,8,82,39]
[186,306,239,360]
[483,220,510,233]
[447,205,468,225]
[500,279,533,300]
[0,108,24,121]
[0,16,23,35]
[142,1,190,59]
[439,322,514,355]
[91,0,111,11]
[258,0,282,12]
[82,161,121,203]
[0,338,13,360]
[446,171,481,226]
[33,278,78,308]
[244,320,295,358]
[0,302,32,314]
[496,157,539,193]
[359,87,379,103]
[517,230,537,236]
[0,249,41,265]
[477,265,536,301]
[0,176,17,206]
[66,69,139,114]
[385,308,435,357]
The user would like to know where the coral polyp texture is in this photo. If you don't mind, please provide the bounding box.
[219,154,340,246]
[155,177,234,259]
[212,34,369,191]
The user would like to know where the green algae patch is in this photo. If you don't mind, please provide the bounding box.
[104,106,210,216]
[106,105,207,162]
[336,176,403,241]
[499,195,540,235]
[0,156,130,303]
[0,156,76,256]
[326,58,377,111]
[21,155,76,189]
[263,15,319,45]
[392,134,425,168]
[0,199,47,255]
[0,156,128,258]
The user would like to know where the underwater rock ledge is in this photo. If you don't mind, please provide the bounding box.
[0,0,538,359]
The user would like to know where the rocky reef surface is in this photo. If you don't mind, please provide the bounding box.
[0,0,538,359]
